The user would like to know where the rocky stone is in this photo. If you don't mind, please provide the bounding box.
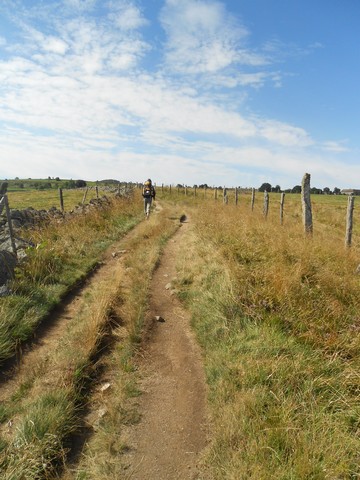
[0,250,17,285]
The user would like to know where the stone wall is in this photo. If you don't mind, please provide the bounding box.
[0,190,129,295]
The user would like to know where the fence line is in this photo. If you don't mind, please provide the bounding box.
[157,177,357,247]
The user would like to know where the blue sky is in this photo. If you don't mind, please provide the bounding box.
[0,0,359,189]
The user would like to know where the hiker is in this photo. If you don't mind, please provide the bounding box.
[142,179,156,218]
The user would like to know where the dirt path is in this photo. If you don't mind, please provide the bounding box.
[0,232,132,403]
[0,208,209,478]
[121,218,209,479]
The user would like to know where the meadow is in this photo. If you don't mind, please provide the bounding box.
[0,185,359,479]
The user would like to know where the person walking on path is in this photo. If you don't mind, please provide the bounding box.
[142,179,156,218]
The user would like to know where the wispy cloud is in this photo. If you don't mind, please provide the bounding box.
[160,0,266,75]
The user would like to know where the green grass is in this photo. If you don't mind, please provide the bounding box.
[0,192,182,479]
[175,200,360,479]
[1,187,359,478]
[0,193,142,366]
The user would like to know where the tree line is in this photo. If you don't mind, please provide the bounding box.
[259,182,344,195]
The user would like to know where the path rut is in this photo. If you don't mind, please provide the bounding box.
[121,218,209,479]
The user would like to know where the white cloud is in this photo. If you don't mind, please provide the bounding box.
[43,36,69,55]
[258,120,313,147]
[160,0,265,75]
[63,0,97,12]
[108,1,148,30]
[321,140,349,153]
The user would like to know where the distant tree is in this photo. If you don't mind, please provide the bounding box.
[259,182,272,192]
[75,179,87,188]
[55,177,60,181]
[271,185,281,193]
[291,185,302,194]
[323,187,331,195]
[64,180,76,189]
[333,187,341,195]
[310,187,322,194]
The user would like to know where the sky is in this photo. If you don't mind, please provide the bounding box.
[0,0,359,189]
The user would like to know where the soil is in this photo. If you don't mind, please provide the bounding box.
[120,219,209,479]
[0,209,209,479]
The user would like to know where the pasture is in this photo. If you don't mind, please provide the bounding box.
[0,185,359,479]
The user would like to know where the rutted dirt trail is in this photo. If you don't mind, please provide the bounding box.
[0,208,209,478]
[121,218,208,479]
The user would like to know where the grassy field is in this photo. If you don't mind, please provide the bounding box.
[7,188,88,211]
[0,186,359,478]
[2,178,132,210]
[172,193,360,479]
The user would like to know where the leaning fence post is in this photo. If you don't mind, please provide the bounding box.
[301,173,313,235]
[4,195,17,258]
[345,194,355,248]
[59,188,64,212]
[82,187,89,204]
[280,192,285,225]
[263,191,269,218]
[251,188,255,211]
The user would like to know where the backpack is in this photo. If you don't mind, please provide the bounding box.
[143,182,152,198]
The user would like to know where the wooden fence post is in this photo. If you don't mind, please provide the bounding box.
[96,186,99,199]
[280,192,285,225]
[204,186,207,198]
[345,194,355,248]
[251,188,255,211]
[194,186,197,197]
[82,188,89,204]
[59,188,64,212]
[169,185,172,194]
[223,188,228,204]
[263,191,269,218]
[235,187,238,205]
[214,187,217,200]
[301,173,313,235]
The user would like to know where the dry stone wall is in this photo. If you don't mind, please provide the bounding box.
[0,191,126,295]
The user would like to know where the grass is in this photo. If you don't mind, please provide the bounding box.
[1,187,359,478]
[0,192,141,365]
[0,192,182,479]
[174,198,360,479]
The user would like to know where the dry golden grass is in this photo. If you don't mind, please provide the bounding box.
[174,196,360,479]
